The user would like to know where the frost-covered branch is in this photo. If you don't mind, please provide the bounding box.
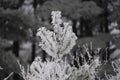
[20,56,101,80]
[3,72,14,80]
[36,11,77,58]
[20,11,102,80]
[20,57,75,80]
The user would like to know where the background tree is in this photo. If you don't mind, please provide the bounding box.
[92,0,116,33]
[0,1,31,57]
[108,0,120,25]
[79,1,102,37]
[36,0,102,37]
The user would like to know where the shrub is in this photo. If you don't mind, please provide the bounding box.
[19,11,102,80]
[105,61,120,80]
[20,56,101,80]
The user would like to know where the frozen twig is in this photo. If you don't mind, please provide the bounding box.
[4,72,14,80]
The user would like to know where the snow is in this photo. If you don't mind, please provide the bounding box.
[110,28,120,35]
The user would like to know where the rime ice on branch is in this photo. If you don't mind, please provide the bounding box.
[37,11,77,58]
[20,11,101,80]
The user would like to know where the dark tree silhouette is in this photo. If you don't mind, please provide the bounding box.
[13,40,19,57]
[0,9,30,57]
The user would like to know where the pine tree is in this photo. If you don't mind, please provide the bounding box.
[36,0,102,37]
[0,1,31,57]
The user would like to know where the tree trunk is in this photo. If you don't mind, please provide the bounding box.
[99,14,104,32]
[79,18,84,37]
[104,4,109,33]
[32,43,36,61]
[102,0,109,33]
[31,32,36,62]
[104,15,109,33]
[33,0,38,8]
[84,20,93,37]
[12,40,19,57]
[72,19,77,36]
